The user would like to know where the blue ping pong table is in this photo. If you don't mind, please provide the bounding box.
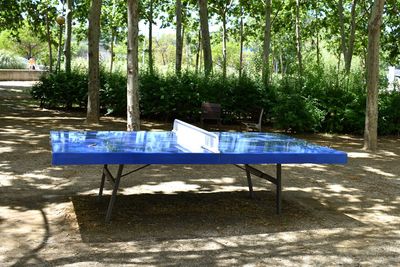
[51,120,347,222]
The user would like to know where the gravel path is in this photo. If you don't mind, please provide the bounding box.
[1,81,399,266]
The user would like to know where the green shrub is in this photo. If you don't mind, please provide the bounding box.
[379,90,400,135]
[30,67,400,135]
[31,69,88,109]
[0,50,26,69]
[101,70,127,115]
[271,80,325,132]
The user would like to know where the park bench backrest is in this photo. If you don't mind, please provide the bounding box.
[200,102,222,127]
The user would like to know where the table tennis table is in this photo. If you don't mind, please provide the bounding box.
[51,119,347,222]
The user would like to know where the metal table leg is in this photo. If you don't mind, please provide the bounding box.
[97,164,107,202]
[105,164,124,223]
[235,163,283,214]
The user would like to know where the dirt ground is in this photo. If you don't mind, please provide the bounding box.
[0,81,399,266]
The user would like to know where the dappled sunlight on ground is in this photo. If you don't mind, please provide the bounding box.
[1,83,400,265]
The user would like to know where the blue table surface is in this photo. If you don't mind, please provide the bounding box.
[50,131,348,165]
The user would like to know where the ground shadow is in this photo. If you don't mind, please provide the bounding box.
[73,191,363,242]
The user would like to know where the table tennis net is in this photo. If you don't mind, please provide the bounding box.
[172,119,219,153]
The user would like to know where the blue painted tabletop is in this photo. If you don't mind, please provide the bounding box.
[50,131,347,165]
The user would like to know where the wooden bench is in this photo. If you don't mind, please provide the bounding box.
[200,102,221,127]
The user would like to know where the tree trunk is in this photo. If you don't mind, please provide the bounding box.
[222,10,227,79]
[198,0,212,76]
[45,11,53,72]
[110,30,115,73]
[186,27,192,71]
[346,0,358,74]
[175,0,183,74]
[56,24,63,73]
[195,30,201,74]
[239,4,244,80]
[338,0,348,70]
[127,0,141,131]
[64,0,72,74]
[295,0,303,78]
[262,0,271,86]
[148,0,154,74]
[364,0,385,151]
[87,0,102,124]
[316,30,320,66]
[339,0,358,74]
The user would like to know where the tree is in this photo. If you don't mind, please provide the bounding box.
[87,0,102,124]
[364,0,385,151]
[338,0,358,74]
[238,2,244,79]
[381,0,400,65]
[44,7,54,72]
[198,0,212,75]
[0,0,22,32]
[262,0,271,85]
[64,0,73,73]
[209,0,234,79]
[127,0,141,131]
[101,0,127,73]
[141,0,163,74]
[175,0,183,74]
[295,0,303,78]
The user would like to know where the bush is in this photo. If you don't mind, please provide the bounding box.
[101,70,127,115]
[31,69,88,109]
[30,67,400,135]
[0,50,26,69]
[379,90,400,135]
[271,79,325,132]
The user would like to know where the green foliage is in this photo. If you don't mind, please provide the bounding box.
[31,69,88,109]
[0,49,26,69]
[101,70,127,115]
[379,91,400,135]
[271,78,325,133]
[140,71,200,121]
[30,67,400,135]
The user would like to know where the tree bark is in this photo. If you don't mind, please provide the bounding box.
[316,30,320,66]
[295,0,303,78]
[222,10,227,79]
[64,0,72,74]
[127,0,141,131]
[56,24,63,73]
[346,0,358,73]
[339,0,358,74]
[262,0,271,86]
[45,11,53,72]
[239,4,244,80]
[148,0,154,74]
[195,30,201,74]
[364,0,385,151]
[198,0,212,76]
[87,0,102,124]
[175,0,183,74]
[110,30,115,73]
[338,0,348,70]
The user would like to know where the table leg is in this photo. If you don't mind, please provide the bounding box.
[105,164,124,223]
[97,164,107,202]
[276,164,282,214]
[245,164,254,198]
[235,164,283,215]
